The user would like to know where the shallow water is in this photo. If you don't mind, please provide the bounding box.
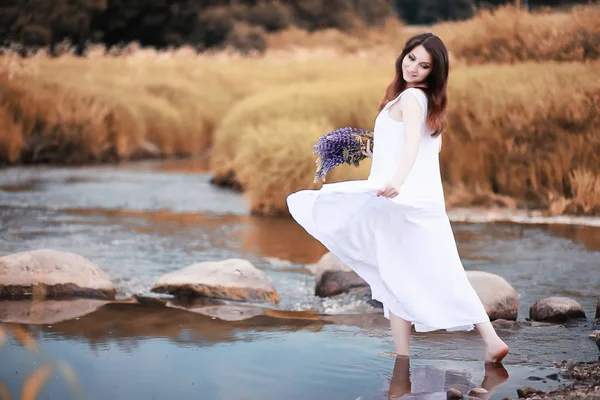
[0,159,599,399]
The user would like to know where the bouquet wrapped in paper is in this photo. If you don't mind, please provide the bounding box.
[313,127,374,183]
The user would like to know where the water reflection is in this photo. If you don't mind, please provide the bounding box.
[386,356,509,399]
[0,324,83,400]
[544,223,600,251]
[60,207,326,265]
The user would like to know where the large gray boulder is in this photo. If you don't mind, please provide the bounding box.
[466,271,520,321]
[314,252,369,298]
[529,297,586,322]
[151,259,280,304]
[0,249,115,300]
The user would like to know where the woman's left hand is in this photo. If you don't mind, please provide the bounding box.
[377,181,401,199]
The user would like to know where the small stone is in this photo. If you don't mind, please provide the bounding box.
[492,318,520,329]
[446,388,463,400]
[526,376,544,381]
[517,386,545,398]
[134,292,174,307]
[545,373,559,381]
[469,387,489,396]
[529,297,586,322]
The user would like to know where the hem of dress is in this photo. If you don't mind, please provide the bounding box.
[289,189,490,334]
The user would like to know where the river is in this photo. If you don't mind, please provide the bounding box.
[0,158,598,400]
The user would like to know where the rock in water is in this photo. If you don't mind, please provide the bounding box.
[314,252,370,297]
[590,330,600,352]
[151,259,279,304]
[466,271,520,320]
[0,249,115,300]
[312,253,519,319]
[529,297,586,322]
[517,386,545,398]
[468,387,488,397]
[446,388,463,399]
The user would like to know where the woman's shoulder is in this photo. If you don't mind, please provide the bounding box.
[402,87,428,104]
[399,87,428,121]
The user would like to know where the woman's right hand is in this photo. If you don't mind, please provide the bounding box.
[362,139,373,158]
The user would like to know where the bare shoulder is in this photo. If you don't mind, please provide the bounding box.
[399,89,424,115]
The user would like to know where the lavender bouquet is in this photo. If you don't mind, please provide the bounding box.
[313,127,374,183]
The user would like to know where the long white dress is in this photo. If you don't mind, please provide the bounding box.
[286,88,490,332]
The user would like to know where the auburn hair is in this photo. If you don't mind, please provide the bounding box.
[378,33,449,137]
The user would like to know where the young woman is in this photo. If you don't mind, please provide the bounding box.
[287,33,509,363]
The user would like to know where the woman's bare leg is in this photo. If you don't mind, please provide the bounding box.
[475,321,509,363]
[389,312,411,356]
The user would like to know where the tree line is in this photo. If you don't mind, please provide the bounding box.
[393,0,591,24]
[0,0,589,53]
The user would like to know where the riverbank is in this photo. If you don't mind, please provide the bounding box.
[511,360,600,400]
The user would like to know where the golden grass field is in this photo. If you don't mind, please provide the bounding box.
[0,5,599,216]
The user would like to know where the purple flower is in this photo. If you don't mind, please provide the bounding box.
[313,127,373,182]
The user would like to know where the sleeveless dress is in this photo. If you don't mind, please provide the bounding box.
[286,88,490,332]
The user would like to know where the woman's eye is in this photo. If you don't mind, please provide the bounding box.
[409,55,415,61]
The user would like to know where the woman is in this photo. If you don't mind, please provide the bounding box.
[286,33,509,363]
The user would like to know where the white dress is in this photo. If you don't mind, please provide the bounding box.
[287,88,490,332]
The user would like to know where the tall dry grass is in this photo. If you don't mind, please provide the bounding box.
[0,5,599,216]
[0,47,249,164]
[435,4,600,63]
[209,80,385,215]
[0,45,388,165]
[442,61,600,215]
[210,61,600,216]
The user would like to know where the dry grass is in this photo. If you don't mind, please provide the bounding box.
[435,4,600,63]
[0,45,389,165]
[210,80,384,215]
[210,61,600,216]
[442,61,600,215]
[0,5,599,216]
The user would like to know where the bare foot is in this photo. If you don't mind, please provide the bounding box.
[485,340,509,363]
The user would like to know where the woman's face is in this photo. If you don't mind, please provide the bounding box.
[401,45,432,85]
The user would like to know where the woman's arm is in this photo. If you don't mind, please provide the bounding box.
[378,93,423,198]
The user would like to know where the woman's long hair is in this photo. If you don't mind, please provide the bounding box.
[378,33,449,137]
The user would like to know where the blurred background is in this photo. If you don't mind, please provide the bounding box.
[0,1,599,400]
